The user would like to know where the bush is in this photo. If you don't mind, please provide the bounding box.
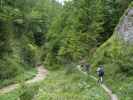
[0,58,22,80]
[19,84,39,100]
[20,44,37,67]
[91,35,133,76]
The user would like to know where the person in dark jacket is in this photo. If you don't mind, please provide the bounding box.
[85,64,90,73]
[97,65,104,84]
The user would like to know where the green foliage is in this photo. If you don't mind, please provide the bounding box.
[0,0,61,79]
[1,0,130,71]
[90,2,133,99]
[58,32,82,62]
[0,20,12,57]
[0,67,36,88]
[19,84,39,100]
[20,44,36,67]
[0,68,109,100]
[45,0,131,67]
[0,58,22,80]
[33,69,109,100]
[91,33,133,76]
[0,0,132,99]
[33,32,45,46]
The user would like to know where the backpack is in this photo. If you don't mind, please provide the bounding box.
[99,68,104,76]
[85,64,90,70]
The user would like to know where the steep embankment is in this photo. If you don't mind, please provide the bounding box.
[91,2,133,100]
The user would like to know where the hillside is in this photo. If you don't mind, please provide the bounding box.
[91,2,133,100]
[0,0,133,100]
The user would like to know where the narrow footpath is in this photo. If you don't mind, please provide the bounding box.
[77,66,118,100]
[90,76,118,100]
[0,65,48,94]
[0,65,118,100]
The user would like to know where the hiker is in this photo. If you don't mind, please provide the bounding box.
[80,64,85,71]
[79,59,86,71]
[84,63,90,73]
[97,65,104,84]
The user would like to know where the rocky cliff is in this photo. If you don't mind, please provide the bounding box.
[116,7,133,43]
[91,3,133,76]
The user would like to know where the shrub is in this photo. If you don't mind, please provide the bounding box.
[0,58,22,80]
[91,35,133,76]
[20,44,37,67]
[19,84,39,100]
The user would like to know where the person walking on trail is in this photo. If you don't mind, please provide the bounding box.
[85,64,90,73]
[80,63,90,73]
[80,64,84,71]
[97,65,104,84]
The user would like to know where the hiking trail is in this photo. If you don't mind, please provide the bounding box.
[90,75,118,100]
[0,65,118,100]
[77,66,118,100]
[0,65,48,94]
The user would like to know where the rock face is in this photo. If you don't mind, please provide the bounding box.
[116,8,133,43]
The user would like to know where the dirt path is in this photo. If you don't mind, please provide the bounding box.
[0,65,118,100]
[0,66,48,94]
[77,66,118,100]
[90,75,118,100]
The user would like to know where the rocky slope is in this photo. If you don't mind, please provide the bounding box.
[91,2,133,100]
[91,2,133,75]
[116,7,133,43]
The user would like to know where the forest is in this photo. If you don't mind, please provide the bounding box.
[0,0,133,100]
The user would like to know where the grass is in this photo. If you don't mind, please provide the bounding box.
[0,68,37,88]
[0,90,20,100]
[34,68,109,100]
[104,75,133,100]
[90,34,133,100]
[0,67,109,100]
[0,83,40,100]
